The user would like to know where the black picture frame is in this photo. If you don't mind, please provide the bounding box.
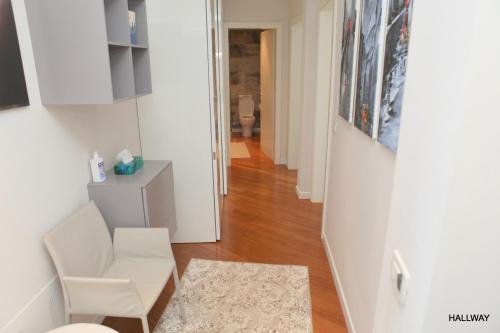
[0,0,29,111]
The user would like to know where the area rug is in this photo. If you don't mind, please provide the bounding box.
[230,142,251,159]
[154,259,312,333]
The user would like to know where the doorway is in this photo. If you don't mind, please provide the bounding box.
[226,28,276,163]
[206,0,225,240]
[223,23,283,169]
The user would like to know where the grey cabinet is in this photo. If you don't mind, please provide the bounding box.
[25,0,152,105]
[88,161,177,237]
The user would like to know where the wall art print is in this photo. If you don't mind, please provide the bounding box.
[377,0,413,152]
[354,0,383,137]
[0,0,29,111]
[338,0,357,122]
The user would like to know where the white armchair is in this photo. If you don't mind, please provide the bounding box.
[44,201,186,333]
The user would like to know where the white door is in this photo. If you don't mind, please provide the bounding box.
[206,0,226,240]
[260,30,276,161]
[138,0,217,243]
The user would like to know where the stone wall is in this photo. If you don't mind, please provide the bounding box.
[229,29,261,130]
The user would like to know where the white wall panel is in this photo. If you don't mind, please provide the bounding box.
[137,0,217,243]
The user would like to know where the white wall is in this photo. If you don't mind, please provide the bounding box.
[294,0,336,201]
[310,0,333,202]
[374,1,500,332]
[322,123,395,333]
[286,19,303,170]
[289,0,303,22]
[324,1,500,332]
[260,30,277,161]
[223,0,289,23]
[137,0,217,243]
[295,0,320,198]
[423,23,500,329]
[222,0,289,164]
[0,0,141,331]
[287,0,304,171]
[321,0,396,331]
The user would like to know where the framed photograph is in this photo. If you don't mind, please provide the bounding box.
[377,0,413,151]
[353,0,384,137]
[338,0,358,122]
[0,0,29,111]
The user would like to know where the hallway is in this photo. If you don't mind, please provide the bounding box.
[105,136,347,332]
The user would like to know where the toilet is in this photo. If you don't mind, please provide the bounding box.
[238,95,256,137]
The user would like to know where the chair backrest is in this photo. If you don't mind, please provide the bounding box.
[44,201,114,278]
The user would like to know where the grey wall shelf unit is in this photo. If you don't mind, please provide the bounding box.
[88,161,177,237]
[25,0,152,105]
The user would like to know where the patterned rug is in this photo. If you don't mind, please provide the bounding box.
[154,259,312,333]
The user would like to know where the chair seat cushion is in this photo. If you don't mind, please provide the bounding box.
[103,258,175,311]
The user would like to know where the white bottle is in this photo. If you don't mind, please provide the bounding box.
[90,152,106,183]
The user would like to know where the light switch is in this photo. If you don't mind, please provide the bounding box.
[391,250,410,305]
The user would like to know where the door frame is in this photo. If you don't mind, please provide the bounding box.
[287,18,304,170]
[222,22,284,167]
[311,0,335,203]
[215,0,228,196]
[205,0,226,240]
[321,0,342,236]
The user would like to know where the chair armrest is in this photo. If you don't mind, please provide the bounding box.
[113,228,174,260]
[63,276,146,317]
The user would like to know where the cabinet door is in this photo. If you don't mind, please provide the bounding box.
[89,187,146,235]
[142,165,177,236]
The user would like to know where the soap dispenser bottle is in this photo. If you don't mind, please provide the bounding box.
[90,151,106,183]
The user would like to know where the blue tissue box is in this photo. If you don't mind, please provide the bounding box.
[114,156,144,175]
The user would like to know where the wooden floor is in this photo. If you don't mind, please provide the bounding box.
[104,135,347,332]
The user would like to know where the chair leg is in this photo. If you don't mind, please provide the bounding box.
[173,266,186,323]
[141,316,150,333]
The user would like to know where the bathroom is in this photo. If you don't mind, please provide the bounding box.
[229,29,262,158]
[228,28,275,160]
[229,29,261,138]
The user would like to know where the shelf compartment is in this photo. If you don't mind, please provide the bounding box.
[25,0,152,104]
[132,48,152,96]
[128,0,149,47]
[104,0,130,45]
[109,45,135,101]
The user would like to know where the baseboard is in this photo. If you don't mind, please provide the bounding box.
[1,277,103,333]
[310,190,324,203]
[230,128,261,133]
[322,233,356,333]
[1,276,64,333]
[295,185,311,199]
